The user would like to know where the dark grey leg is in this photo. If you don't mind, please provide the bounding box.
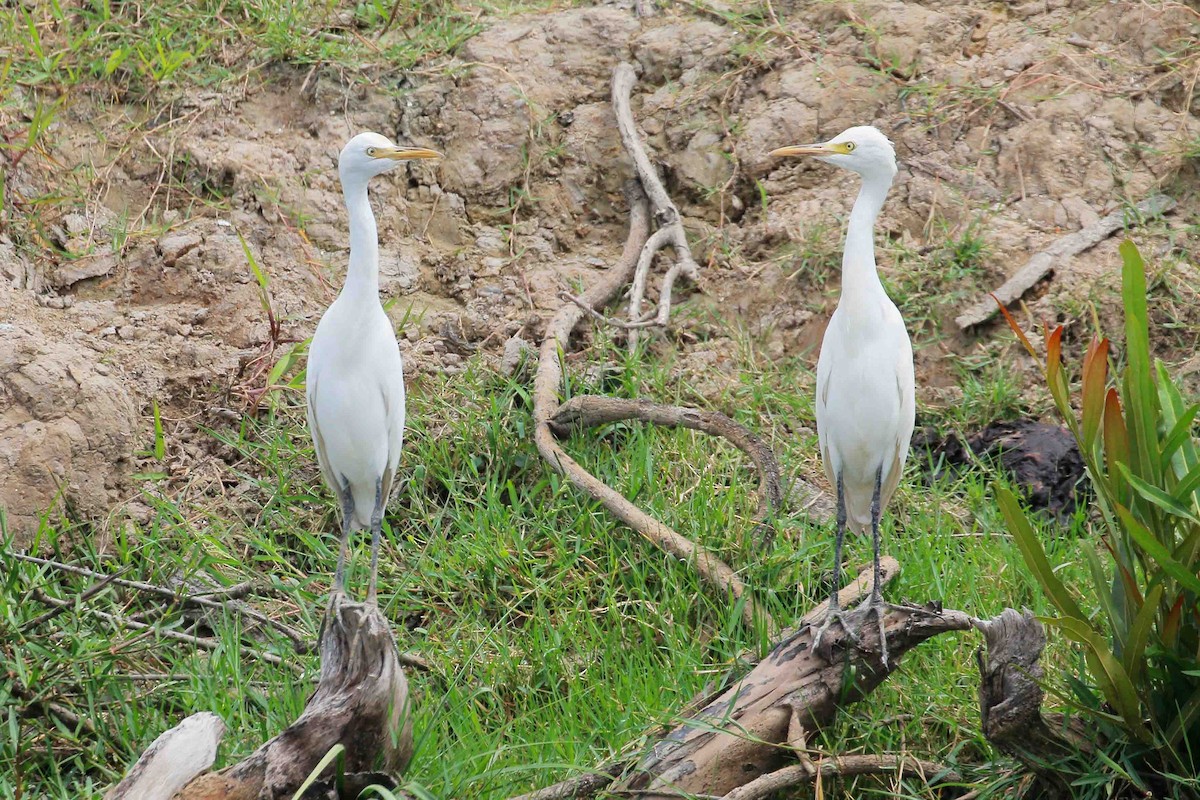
[813,471,859,656]
[334,478,355,593]
[866,466,889,666]
[366,478,384,605]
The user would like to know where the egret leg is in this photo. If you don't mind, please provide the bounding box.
[813,472,859,658]
[366,478,384,605]
[334,478,355,594]
[852,465,892,666]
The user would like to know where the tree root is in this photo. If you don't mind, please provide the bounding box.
[610,62,700,349]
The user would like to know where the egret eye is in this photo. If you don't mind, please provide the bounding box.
[845,142,856,152]
[366,147,378,157]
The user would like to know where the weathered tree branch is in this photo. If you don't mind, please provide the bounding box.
[616,604,973,799]
[9,550,310,652]
[549,396,784,545]
[532,63,782,630]
[108,593,413,800]
[723,753,957,800]
[611,62,700,348]
[955,194,1175,329]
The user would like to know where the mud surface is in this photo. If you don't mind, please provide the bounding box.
[2,1,1198,538]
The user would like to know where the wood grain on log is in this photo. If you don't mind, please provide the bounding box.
[105,713,224,800]
[617,604,974,798]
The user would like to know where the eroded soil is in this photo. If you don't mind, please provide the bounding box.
[2,0,1198,539]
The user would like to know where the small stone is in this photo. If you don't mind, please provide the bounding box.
[500,335,533,377]
[158,232,202,266]
[94,363,111,376]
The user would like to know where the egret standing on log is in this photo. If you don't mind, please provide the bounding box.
[770,126,914,666]
[306,132,440,602]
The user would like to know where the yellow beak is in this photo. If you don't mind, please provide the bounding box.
[377,146,442,160]
[769,142,848,158]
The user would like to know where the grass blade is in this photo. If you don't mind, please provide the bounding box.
[1116,505,1200,595]
[1044,615,1148,741]
[291,743,345,800]
[996,485,1087,622]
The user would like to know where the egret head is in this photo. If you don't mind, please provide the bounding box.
[770,125,897,181]
[338,132,441,183]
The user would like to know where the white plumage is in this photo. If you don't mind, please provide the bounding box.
[306,131,440,601]
[771,125,915,665]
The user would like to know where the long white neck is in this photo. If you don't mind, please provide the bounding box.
[341,174,380,302]
[839,171,893,308]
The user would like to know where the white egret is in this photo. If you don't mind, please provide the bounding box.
[770,126,915,666]
[306,132,440,602]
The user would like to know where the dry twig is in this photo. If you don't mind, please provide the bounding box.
[7,551,311,653]
[722,754,958,800]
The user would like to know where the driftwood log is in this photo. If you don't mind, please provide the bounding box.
[510,560,970,800]
[107,593,412,800]
[975,609,1091,793]
[511,599,1084,800]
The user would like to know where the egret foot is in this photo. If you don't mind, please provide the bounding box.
[855,592,918,668]
[812,600,862,662]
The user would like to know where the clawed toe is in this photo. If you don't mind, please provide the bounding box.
[812,607,861,661]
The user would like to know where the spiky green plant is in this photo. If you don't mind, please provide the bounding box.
[997,240,1200,796]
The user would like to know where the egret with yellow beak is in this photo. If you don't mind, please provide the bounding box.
[770,126,915,666]
[306,132,440,602]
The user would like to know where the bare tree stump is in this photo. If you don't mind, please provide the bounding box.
[108,593,413,800]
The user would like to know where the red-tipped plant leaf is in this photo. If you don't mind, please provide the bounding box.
[1082,337,1110,449]
[1105,388,1130,501]
[994,294,1040,361]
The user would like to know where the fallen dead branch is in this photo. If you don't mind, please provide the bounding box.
[9,550,310,652]
[108,593,413,800]
[956,193,1176,329]
[723,753,957,800]
[533,64,786,630]
[30,588,295,671]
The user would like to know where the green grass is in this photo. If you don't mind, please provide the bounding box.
[1,325,1092,799]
